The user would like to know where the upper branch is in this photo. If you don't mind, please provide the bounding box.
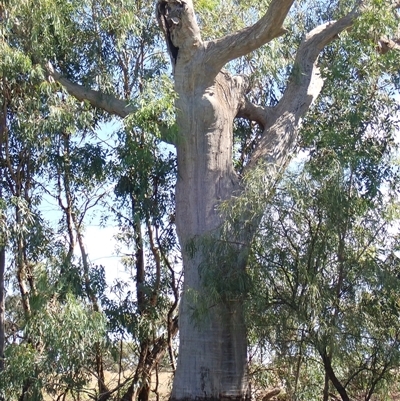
[278,5,362,116]
[378,36,400,54]
[245,5,362,173]
[46,63,134,118]
[205,0,294,72]
[377,0,400,53]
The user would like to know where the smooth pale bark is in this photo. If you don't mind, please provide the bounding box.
[171,61,249,400]
[46,62,135,118]
[49,1,372,400]
[155,4,295,396]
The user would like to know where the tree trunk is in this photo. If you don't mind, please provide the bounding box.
[320,349,349,401]
[171,62,250,400]
[0,246,4,374]
[323,371,329,401]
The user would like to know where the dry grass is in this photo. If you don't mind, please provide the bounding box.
[43,370,173,401]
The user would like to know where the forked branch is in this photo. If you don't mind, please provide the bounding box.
[280,5,362,114]
[245,4,363,173]
[205,0,295,71]
[236,100,274,131]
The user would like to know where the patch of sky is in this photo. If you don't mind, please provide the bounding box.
[37,116,178,296]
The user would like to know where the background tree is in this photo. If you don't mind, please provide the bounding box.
[0,1,180,400]
[248,164,400,400]
[246,21,400,399]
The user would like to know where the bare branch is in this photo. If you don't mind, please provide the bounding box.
[46,62,135,118]
[245,5,362,174]
[236,100,273,131]
[262,388,282,401]
[377,36,400,53]
[205,0,294,71]
[46,63,177,144]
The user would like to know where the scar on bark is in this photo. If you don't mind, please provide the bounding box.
[157,1,180,64]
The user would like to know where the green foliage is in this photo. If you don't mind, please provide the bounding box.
[0,2,178,399]
[194,0,218,12]
[244,53,400,397]
[1,294,106,399]
[225,3,400,397]
[125,74,178,143]
[1,0,400,399]
[247,162,400,398]
[1,343,39,400]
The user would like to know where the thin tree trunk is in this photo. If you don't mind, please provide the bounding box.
[320,349,349,401]
[293,329,304,398]
[120,212,172,401]
[16,209,31,316]
[0,76,6,381]
[323,371,329,401]
[58,132,108,398]
[0,246,4,374]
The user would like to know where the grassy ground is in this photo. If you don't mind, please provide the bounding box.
[43,370,173,401]
[42,372,400,401]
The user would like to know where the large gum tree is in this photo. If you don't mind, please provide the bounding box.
[46,1,399,400]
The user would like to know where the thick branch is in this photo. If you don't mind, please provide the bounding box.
[261,388,281,401]
[46,63,134,118]
[46,63,176,144]
[236,100,273,131]
[245,5,362,173]
[279,6,362,115]
[205,0,294,71]
[156,0,202,65]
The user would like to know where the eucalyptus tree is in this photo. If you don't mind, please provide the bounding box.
[1,1,180,399]
[249,165,400,400]
[246,24,400,399]
[0,10,111,398]
[105,111,179,401]
[3,0,400,400]
[51,2,400,401]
